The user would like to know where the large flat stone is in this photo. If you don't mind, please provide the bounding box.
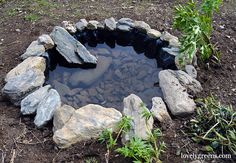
[50,26,97,65]
[69,56,112,87]
[159,70,196,116]
[53,104,122,148]
[5,57,46,82]
[2,69,45,106]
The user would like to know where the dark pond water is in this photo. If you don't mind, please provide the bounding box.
[46,30,175,110]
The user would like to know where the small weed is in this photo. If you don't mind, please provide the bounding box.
[7,8,18,16]
[25,14,40,22]
[85,157,98,163]
[188,96,236,155]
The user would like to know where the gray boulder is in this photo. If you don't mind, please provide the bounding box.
[87,20,100,30]
[38,34,55,50]
[159,70,196,116]
[147,29,161,39]
[122,94,153,143]
[185,65,197,79]
[134,21,151,33]
[50,26,97,65]
[150,97,172,123]
[173,70,202,94]
[160,31,180,48]
[21,41,45,59]
[104,17,116,31]
[162,47,180,57]
[118,18,134,27]
[53,104,122,148]
[70,56,112,87]
[75,19,88,31]
[5,56,46,82]
[117,24,132,32]
[62,21,76,34]
[34,89,61,127]
[2,69,45,106]
[53,105,75,132]
[21,85,51,115]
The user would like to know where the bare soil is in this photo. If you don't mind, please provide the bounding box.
[0,0,235,163]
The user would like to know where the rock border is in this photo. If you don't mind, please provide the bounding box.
[1,17,202,148]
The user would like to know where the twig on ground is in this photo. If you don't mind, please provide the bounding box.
[10,149,16,163]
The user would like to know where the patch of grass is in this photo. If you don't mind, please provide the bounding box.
[85,157,98,163]
[188,96,236,155]
[7,8,18,16]
[24,14,40,22]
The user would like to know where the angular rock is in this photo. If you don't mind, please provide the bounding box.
[172,70,202,94]
[134,21,151,33]
[87,20,100,30]
[50,26,97,65]
[150,97,172,123]
[21,41,45,59]
[38,34,55,50]
[53,104,122,148]
[34,89,61,127]
[122,94,153,143]
[160,31,180,47]
[185,65,197,79]
[162,47,180,57]
[21,85,51,115]
[147,29,161,39]
[104,17,116,31]
[2,69,45,106]
[62,21,77,33]
[75,19,88,31]
[117,24,132,32]
[53,105,75,131]
[118,18,134,27]
[5,57,46,82]
[70,56,112,87]
[159,70,196,116]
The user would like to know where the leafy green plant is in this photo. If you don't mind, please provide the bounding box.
[188,96,236,155]
[116,104,165,163]
[99,116,132,163]
[116,137,155,163]
[173,0,223,65]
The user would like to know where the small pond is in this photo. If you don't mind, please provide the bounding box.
[46,29,175,110]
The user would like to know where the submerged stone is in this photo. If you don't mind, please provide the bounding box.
[50,26,97,65]
[69,56,112,87]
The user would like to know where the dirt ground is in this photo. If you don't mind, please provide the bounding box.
[0,0,235,163]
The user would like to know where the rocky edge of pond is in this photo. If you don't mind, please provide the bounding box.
[1,17,202,148]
